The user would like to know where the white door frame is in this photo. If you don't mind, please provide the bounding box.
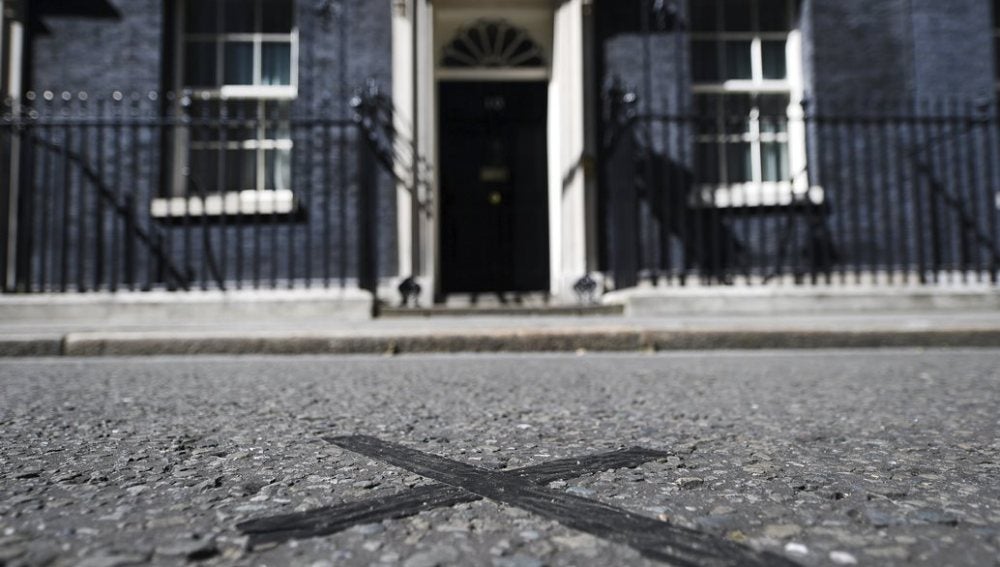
[392,0,590,302]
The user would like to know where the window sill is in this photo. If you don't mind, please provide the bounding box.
[689,183,824,209]
[151,189,296,218]
[182,86,298,100]
[691,81,792,94]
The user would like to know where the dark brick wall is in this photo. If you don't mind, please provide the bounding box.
[592,0,999,116]
[29,0,394,106]
[805,0,998,272]
[297,0,393,114]
[22,0,398,290]
[594,0,999,105]
[17,0,1000,290]
[910,0,994,101]
[807,0,914,101]
[31,0,164,96]
[593,0,1000,278]
[594,3,689,115]
[808,0,995,102]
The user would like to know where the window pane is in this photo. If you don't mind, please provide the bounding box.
[226,149,257,192]
[265,149,292,191]
[759,0,790,32]
[722,113,752,136]
[695,94,753,134]
[262,43,292,85]
[725,142,752,183]
[694,94,723,135]
[262,101,291,139]
[184,41,217,86]
[228,100,261,119]
[221,100,260,140]
[693,93,718,116]
[758,94,789,133]
[188,149,220,195]
[757,94,789,113]
[691,41,720,82]
[261,0,294,33]
[187,99,219,117]
[723,0,753,32]
[690,0,718,32]
[761,142,789,182]
[762,40,787,79]
[223,0,256,33]
[724,41,752,80]
[224,42,255,85]
[185,0,220,34]
[187,100,220,140]
[720,93,754,114]
[696,142,721,184]
[721,94,753,134]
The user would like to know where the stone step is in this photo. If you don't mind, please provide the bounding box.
[378,304,624,318]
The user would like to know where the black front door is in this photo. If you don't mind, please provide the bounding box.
[439,81,550,295]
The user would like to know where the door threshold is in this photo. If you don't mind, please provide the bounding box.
[442,291,552,308]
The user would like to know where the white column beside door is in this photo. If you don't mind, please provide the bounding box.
[548,0,587,296]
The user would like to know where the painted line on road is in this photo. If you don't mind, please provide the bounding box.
[326,436,797,566]
[238,447,667,546]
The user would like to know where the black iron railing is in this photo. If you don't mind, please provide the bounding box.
[602,90,1000,288]
[0,89,403,295]
[5,87,1000,295]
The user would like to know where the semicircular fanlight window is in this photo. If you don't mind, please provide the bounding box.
[442,19,545,68]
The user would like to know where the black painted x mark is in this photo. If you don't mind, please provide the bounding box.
[238,436,799,567]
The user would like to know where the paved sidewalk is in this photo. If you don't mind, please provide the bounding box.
[2,310,1000,356]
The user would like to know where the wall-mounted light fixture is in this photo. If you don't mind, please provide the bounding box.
[392,0,407,18]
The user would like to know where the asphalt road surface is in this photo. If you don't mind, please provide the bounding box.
[1,351,999,567]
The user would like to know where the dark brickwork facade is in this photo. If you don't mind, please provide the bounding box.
[22,0,396,290]
[593,0,999,278]
[31,0,165,96]
[593,1,997,110]
[911,0,994,101]
[12,0,1000,291]
[30,0,393,110]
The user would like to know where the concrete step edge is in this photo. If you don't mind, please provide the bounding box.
[2,328,999,357]
[378,304,624,318]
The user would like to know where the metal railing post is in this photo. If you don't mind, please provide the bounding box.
[2,8,23,292]
[603,82,640,290]
[1,99,18,292]
[357,125,379,301]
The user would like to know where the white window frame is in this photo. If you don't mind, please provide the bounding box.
[157,0,300,217]
[689,0,818,208]
[179,0,299,97]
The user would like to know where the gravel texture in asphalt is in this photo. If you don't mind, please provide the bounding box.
[1,351,999,566]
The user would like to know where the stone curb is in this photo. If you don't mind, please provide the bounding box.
[57,330,647,357]
[0,336,64,357]
[642,329,1000,350]
[1,328,999,357]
